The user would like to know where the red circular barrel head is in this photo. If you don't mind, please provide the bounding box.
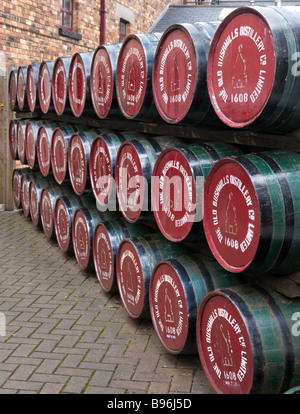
[116,239,145,318]
[68,54,87,118]
[29,182,39,226]
[9,120,18,160]
[153,25,197,124]
[12,169,21,208]
[152,148,196,242]
[17,121,26,165]
[38,62,52,114]
[197,290,253,394]
[68,134,87,195]
[203,158,260,273]
[40,189,54,238]
[72,209,90,269]
[51,128,67,185]
[150,261,189,354]
[8,70,17,111]
[93,223,114,291]
[115,142,144,223]
[207,9,275,128]
[90,136,114,205]
[91,48,114,119]
[17,67,26,111]
[52,58,68,116]
[20,175,30,217]
[25,123,36,169]
[27,65,37,112]
[54,197,71,252]
[116,36,147,119]
[37,126,51,177]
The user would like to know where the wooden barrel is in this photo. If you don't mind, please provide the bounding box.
[116,232,189,319]
[8,69,18,112]
[115,136,183,223]
[17,66,30,112]
[40,184,74,239]
[29,176,51,226]
[12,167,29,209]
[26,63,40,112]
[197,284,300,394]
[93,218,152,293]
[9,120,18,161]
[116,33,162,121]
[203,150,300,275]
[207,6,300,133]
[152,22,219,125]
[152,141,242,242]
[25,120,44,169]
[72,206,120,270]
[89,131,146,206]
[149,254,247,355]
[90,43,122,119]
[68,51,94,118]
[20,171,39,217]
[38,60,55,114]
[17,120,28,165]
[52,56,72,116]
[68,128,112,195]
[36,121,61,177]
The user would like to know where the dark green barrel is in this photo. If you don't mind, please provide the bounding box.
[12,167,30,209]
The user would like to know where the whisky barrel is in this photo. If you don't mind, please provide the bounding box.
[68,128,112,195]
[38,60,55,114]
[203,150,300,275]
[116,33,162,121]
[8,69,18,112]
[54,193,95,253]
[152,22,219,125]
[26,63,40,112]
[17,120,28,165]
[116,233,189,319]
[36,121,61,176]
[89,131,146,206]
[52,56,72,116]
[20,171,38,217]
[25,120,44,169]
[90,43,122,119]
[68,51,94,118]
[93,218,152,293]
[12,167,29,209]
[29,176,51,226]
[152,141,242,242]
[115,136,183,223]
[17,66,30,112]
[149,254,246,355]
[207,6,300,133]
[197,284,300,394]
[72,206,119,270]
[9,120,18,160]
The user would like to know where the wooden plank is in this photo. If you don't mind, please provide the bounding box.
[259,274,300,299]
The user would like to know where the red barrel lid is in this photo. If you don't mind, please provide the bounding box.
[72,209,90,269]
[38,62,52,114]
[116,239,145,318]
[52,58,68,116]
[149,261,189,354]
[37,126,51,176]
[93,223,114,291]
[207,8,275,128]
[68,133,87,195]
[21,175,30,217]
[8,70,17,111]
[68,54,87,118]
[152,148,196,242]
[152,25,197,124]
[54,197,71,252]
[9,120,18,160]
[51,128,67,184]
[29,182,39,226]
[17,67,26,111]
[203,158,260,272]
[17,121,26,165]
[91,48,114,119]
[116,36,147,119]
[25,122,36,169]
[26,65,37,112]
[197,290,253,394]
[40,188,53,238]
[115,141,144,223]
[90,136,114,205]
[12,169,21,208]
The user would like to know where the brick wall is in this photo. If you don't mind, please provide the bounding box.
[1,0,181,69]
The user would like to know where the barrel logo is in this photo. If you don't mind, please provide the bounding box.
[92,51,112,117]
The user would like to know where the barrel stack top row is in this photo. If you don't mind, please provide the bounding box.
[9,5,300,134]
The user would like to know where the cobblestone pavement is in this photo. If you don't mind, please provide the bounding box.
[0,210,213,394]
